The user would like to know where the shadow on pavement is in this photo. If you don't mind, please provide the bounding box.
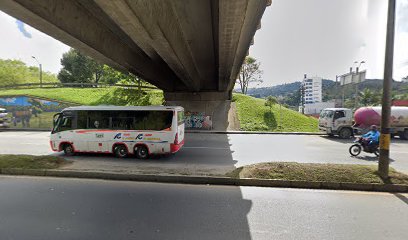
[351,156,395,163]
[319,135,353,144]
[59,133,253,239]
[393,193,408,206]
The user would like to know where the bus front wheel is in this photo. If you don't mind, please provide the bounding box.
[114,145,128,158]
[63,143,75,156]
[135,145,149,159]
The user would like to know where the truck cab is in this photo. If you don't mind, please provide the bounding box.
[319,108,354,138]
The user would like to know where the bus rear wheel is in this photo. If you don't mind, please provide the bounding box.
[63,143,75,156]
[135,145,149,159]
[114,145,128,158]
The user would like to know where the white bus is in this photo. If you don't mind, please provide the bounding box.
[50,106,185,159]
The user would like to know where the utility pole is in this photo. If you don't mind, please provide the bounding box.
[378,0,396,179]
[32,56,42,88]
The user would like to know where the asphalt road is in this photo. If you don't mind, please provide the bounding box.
[0,131,407,174]
[0,176,407,240]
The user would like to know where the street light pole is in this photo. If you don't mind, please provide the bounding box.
[379,0,396,179]
[353,61,365,109]
[32,56,42,88]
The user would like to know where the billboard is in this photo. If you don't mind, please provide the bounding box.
[339,71,366,85]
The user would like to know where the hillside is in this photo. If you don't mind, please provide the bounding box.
[1,88,318,132]
[246,79,336,98]
[233,94,318,132]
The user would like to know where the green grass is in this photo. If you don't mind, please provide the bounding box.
[233,93,318,132]
[0,155,69,169]
[0,88,164,106]
[227,162,408,185]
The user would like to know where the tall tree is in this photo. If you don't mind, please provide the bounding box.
[58,48,147,86]
[236,56,263,94]
[58,49,97,83]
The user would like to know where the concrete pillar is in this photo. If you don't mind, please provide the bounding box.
[164,91,238,131]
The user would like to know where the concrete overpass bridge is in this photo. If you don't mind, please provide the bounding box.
[0,0,271,130]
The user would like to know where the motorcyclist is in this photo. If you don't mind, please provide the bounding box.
[362,125,380,150]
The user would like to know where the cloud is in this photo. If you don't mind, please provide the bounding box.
[15,20,32,38]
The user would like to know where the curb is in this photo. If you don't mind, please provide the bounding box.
[1,168,407,193]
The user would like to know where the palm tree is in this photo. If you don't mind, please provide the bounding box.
[359,88,374,106]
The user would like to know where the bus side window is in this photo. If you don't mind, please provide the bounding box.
[87,111,109,129]
[77,111,87,129]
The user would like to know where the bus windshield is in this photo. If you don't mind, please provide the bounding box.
[52,113,73,133]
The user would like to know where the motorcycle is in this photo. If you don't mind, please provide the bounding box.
[349,137,379,157]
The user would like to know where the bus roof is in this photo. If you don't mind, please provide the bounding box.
[62,105,184,112]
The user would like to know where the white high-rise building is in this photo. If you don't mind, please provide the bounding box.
[302,76,322,104]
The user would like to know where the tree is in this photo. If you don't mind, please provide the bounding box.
[58,48,148,86]
[236,56,263,94]
[0,59,58,86]
[265,96,278,111]
[58,49,97,83]
[359,88,380,106]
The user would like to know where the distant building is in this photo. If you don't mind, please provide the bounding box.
[302,76,322,104]
[402,77,408,83]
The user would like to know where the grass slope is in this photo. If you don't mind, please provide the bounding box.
[0,155,69,169]
[0,88,164,106]
[233,94,318,132]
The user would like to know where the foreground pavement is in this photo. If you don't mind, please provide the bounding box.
[1,131,408,175]
[0,176,407,240]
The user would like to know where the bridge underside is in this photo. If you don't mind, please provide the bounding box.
[0,0,271,130]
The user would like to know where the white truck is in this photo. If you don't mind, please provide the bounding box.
[318,108,354,139]
[319,107,408,139]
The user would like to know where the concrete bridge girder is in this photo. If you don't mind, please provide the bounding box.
[0,0,271,130]
[0,0,269,93]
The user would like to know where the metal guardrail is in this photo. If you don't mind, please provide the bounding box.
[0,82,158,90]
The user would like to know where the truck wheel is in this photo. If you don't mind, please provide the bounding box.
[339,128,352,139]
[349,144,361,156]
[135,145,149,159]
[63,143,75,156]
[399,130,408,140]
[114,145,128,158]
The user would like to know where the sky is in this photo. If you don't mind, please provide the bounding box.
[251,0,408,86]
[0,0,407,86]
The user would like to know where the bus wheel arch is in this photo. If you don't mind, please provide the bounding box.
[134,144,149,159]
[60,142,75,156]
[113,143,129,158]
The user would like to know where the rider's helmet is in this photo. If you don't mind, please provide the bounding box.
[370,125,378,131]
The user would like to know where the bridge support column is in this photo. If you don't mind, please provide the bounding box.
[164,91,238,131]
